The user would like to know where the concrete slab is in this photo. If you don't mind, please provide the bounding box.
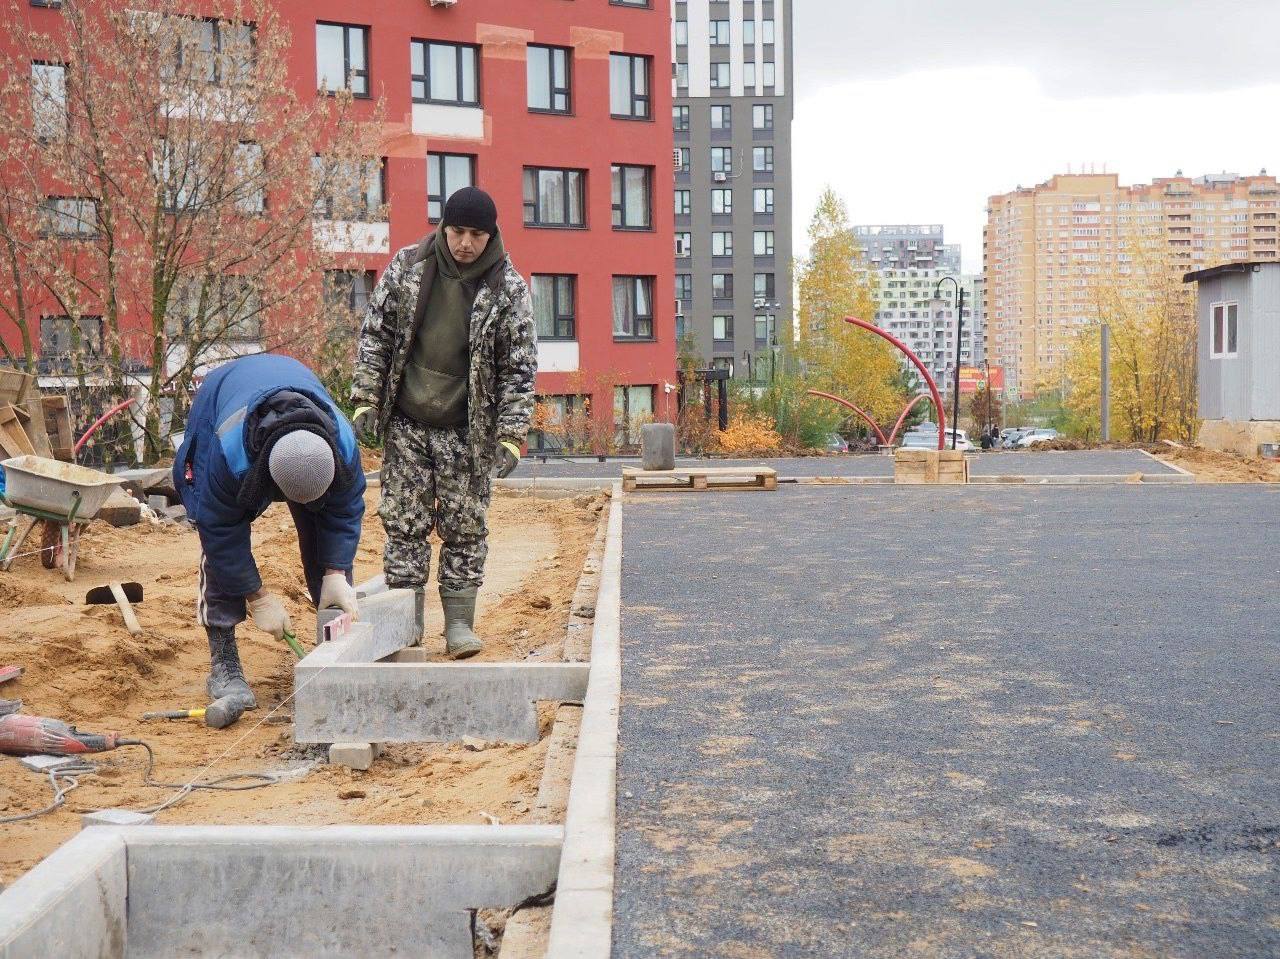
[0,828,127,959]
[294,662,590,744]
[80,808,154,828]
[311,587,418,652]
[328,742,380,770]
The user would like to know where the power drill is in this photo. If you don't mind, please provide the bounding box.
[0,707,141,757]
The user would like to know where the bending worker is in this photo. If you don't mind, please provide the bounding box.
[351,186,536,657]
[175,353,365,713]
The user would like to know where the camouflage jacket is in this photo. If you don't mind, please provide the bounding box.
[352,236,537,481]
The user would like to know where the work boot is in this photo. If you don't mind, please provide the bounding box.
[206,626,257,710]
[440,586,482,659]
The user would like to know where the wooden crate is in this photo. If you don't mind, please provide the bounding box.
[622,465,778,493]
[0,404,35,458]
[893,449,969,485]
[42,395,74,460]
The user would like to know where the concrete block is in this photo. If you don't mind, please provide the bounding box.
[121,825,563,959]
[81,808,155,828]
[96,487,140,527]
[640,422,675,470]
[160,504,187,523]
[0,828,127,959]
[328,742,379,771]
[146,494,168,512]
[294,662,590,744]
[305,589,418,659]
[385,647,431,663]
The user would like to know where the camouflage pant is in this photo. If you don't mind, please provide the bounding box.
[379,413,490,590]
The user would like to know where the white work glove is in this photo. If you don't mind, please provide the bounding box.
[318,572,359,618]
[352,405,377,441]
[495,440,521,479]
[247,592,293,641]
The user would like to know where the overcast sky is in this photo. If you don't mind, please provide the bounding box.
[792,1,1280,271]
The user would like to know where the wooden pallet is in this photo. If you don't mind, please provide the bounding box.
[621,465,778,493]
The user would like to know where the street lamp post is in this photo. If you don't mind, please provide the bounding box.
[934,276,965,450]
[983,357,992,435]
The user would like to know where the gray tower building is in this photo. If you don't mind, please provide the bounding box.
[852,225,962,272]
[672,0,793,381]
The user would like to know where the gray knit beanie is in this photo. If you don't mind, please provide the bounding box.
[268,430,335,504]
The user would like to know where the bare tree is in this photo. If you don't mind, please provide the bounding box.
[0,0,384,460]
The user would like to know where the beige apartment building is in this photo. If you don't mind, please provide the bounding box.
[984,171,1280,397]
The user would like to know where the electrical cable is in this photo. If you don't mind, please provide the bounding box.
[110,740,281,816]
[0,756,96,824]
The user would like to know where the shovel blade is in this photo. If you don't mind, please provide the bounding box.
[85,581,143,605]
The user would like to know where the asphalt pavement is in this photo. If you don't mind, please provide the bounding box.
[615,484,1280,957]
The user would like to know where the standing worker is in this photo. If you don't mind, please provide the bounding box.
[174,354,365,716]
[351,186,536,658]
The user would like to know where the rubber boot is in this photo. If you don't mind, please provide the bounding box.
[440,586,482,659]
[206,626,257,712]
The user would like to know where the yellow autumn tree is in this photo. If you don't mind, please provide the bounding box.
[796,187,904,423]
[1062,231,1198,443]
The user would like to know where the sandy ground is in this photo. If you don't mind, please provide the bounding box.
[0,488,604,885]
[1152,445,1280,483]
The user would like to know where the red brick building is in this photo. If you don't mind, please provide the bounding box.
[5,0,676,448]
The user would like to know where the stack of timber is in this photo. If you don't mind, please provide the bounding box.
[621,464,778,492]
[0,368,73,463]
[893,448,969,485]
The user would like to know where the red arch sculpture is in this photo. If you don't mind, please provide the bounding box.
[844,317,946,450]
[887,392,935,445]
[805,389,888,445]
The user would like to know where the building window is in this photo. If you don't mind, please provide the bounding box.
[755,313,776,344]
[710,62,730,89]
[672,104,689,132]
[711,273,733,298]
[166,17,255,88]
[710,104,732,130]
[316,22,368,96]
[167,275,261,341]
[675,147,690,174]
[30,62,66,140]
[674,189,691,216]
[611,164,652,230]
[231,142,265,214]
[711,188,733,215]
[762,19,776,44]
[762,61,776,87]
[614,384,655,447]
[752,146,774,172]
[713,314,734,340]
[532,274,576,340]
[709,20,730,45]
[743,62,756,87]
[312,156,385,221]
[673,20,688,45]
[427,152,475,222]
[753,187,774,214]
[711,147,733,174]
[523,167,585,228]
[712,231,733,257]
[30,0,63,7]
[412,40,480,106]
[529,394,585,453]
[39,315,102,373]
[675,232,691,257]
[751,104,771,130]
[743,20,755,45]
[610,0,652,6]
[753,230,774,256]
[39,197,97,237]
[1211,301,1238,358]
[609,53,650,119]
[754,272,775,300]
[324,269,377,313]
[675,62,689,88]
[612,276,654,339]
[527,44,571,113]
[675,273,692,301]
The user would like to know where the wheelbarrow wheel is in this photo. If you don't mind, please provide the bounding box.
[40,521,59,569]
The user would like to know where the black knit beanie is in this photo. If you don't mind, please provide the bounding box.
[442,186,498,235]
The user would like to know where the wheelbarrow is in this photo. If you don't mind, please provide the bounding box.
[0,455,122,582]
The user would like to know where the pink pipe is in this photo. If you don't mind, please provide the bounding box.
[805,389,888,446]
[887,392,935,445]
[74,397,136,457]
[844,317,946,450]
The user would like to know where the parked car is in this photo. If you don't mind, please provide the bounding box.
[900,431,940,449]
[1016,428,1060,447]
[1001,428,1030,449]
[825,433,849,453]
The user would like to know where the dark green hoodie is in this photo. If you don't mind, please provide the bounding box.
[396,229,505,427]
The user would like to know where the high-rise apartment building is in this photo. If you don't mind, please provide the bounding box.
[5,0,675,445]
[672,0,793,381]
[985,171,1280,397]
[853,224,961,273]
[869,267,980,392]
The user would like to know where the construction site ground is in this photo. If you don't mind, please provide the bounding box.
[0,488,604,886]
[616,484,1280,958]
